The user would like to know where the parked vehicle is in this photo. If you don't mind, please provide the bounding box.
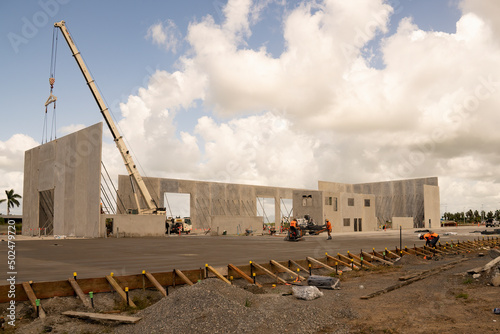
[486,219,500,227]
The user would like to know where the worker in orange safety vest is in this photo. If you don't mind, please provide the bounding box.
[289,218,298,236]
[326,219,332,240]
[422,231,439,247]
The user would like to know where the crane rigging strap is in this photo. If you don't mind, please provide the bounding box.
[43,27,59,143]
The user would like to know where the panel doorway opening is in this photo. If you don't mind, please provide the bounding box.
[280,198,293,229]
[256,197,275,232]
[39,189,54,235]
[164,193,191,233]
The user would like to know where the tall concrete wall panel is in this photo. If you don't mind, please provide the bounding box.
[424,185,440,229]
[23,123,103,237]
[117,176,298,233]
[320,177,439,228]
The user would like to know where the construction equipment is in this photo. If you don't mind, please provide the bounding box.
[297,215,327,235]
[169,217,192,234]
[284,225,304,241]
[53,20,164,215]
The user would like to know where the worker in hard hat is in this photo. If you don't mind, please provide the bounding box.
[422,231,439,247]
[326,219,332,240]
[289,218,298,236]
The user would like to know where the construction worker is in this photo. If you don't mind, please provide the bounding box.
[326,219,332,240]
[289,218,298,235]
[423,231,439,247]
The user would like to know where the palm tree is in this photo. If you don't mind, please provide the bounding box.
[1,189,22,215]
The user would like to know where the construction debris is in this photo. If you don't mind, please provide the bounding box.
[292,286,323,300]
[62,311,142,324]
[307,275,340,290]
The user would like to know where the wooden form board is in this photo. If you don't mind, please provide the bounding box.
[0,268,204,303]
[3,238,498,304]
[62,311,141,324]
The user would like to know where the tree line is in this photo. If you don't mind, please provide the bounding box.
[442,209,499,223]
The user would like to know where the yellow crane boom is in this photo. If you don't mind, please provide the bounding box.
[54,20,160,214]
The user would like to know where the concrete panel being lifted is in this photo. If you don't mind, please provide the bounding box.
[23,123,103,237]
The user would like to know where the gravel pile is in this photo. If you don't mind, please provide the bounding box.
[117,279,353,334]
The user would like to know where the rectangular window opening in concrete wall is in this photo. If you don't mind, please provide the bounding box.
[343,218,350,227]
[39,189,54,235]
[354,218,358,231]
[164,193,190,219]
[280,198,293,225]
[257,197,275,226]
[359,218,362,231]
[302,195,312,207]
[348,198,354,206]
[333,197,338,211]
[324,196,332,205]
[364,199,370,207]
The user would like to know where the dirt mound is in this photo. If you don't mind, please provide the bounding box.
[396,254,429,266]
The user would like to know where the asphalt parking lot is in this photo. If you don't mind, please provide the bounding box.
[0,226,493,283]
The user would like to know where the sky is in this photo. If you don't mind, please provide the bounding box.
[1,0,500,218]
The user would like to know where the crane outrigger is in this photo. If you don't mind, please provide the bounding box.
[54,20,163,215]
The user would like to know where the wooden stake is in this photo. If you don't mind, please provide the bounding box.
[250,261,287,284]
[228,263,262,287]
[205,265,231,284]
[144,272,167,297]
[68,277,92,308]
[22,282,46,318]
[270,260,306,281]
[306,257,336,273]
[173,269,194,286]
[288,259,309,274]
[105,275,136,308]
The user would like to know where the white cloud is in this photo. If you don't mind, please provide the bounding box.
[8,0,500,217]
[114,0,500,217]
[0,134,39,215]
[59,124,86,136]
[146,20,181,53]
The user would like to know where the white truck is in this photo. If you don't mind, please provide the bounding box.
[486,219,500,227]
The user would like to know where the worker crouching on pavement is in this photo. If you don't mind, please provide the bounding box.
[326,219,332,240]
[290,218,298,235]
[423,231,439,247]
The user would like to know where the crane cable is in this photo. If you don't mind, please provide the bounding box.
[43,27,58,143]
